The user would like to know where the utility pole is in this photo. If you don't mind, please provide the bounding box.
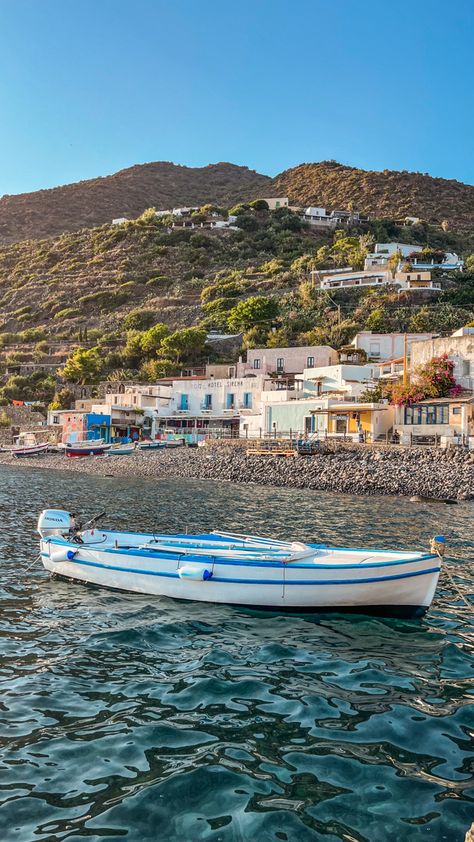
[403,333,408,385]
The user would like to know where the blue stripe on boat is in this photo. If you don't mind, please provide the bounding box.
[40,553,440,585]
[44,539,437,570]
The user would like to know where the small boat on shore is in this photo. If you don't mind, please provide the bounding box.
[137,440,165,450]
[12,442,50,458]
[65,440,111,457]
[36,510,445,618]
[10,432,51,458]
[106,443,136,456]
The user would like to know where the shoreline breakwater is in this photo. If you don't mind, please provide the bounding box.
[1,442,473,501]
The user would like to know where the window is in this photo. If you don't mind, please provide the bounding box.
[243,392,252,409]
[53,415,59,425]
[439,406,449,423]
[226,393,235,409]
[369,342,380,357]
[452,406,461,416]
[462,360,471,377]
[307,356,315,368]
[204,394,212,409]
[405,404,449,425]
[179,394,189,411]
[253,358,261,370]
[276,358,284,372]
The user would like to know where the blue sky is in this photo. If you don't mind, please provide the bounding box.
[1,0,473,195]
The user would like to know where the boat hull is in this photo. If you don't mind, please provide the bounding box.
[12,443,50,457]
[65,444,111,457]
[39,532,441,618]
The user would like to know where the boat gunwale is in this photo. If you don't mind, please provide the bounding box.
[42,536,439,570]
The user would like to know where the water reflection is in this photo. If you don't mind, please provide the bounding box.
[0,467,473,841]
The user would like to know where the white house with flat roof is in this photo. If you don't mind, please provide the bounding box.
[395,396,474,447]
[299,363,378,398]
[351,332,436,361]
[365,243,422,269]
[263,197,289,210]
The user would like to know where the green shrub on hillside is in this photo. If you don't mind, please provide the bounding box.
[54,307,80,320]
[19,328,47,342]
[123,309,156,330]
[145,275,172,288]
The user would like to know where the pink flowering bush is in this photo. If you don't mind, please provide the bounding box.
[390,354,461,406]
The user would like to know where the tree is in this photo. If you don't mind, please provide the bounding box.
[235,214,258,232]
[465,254,474,273]
[160,327,207,364]
[229,203,251,216]
[48,387,76,410]
[409,306,432,333]
[140,358,177,380]
[365,308,388,331]
[266,328,290,348]
[227,296,279,332]
[249,199,269,211]
[121,331,145,368]
[241,325,268,349]
[140,323,170,355]
[60,347,102,384]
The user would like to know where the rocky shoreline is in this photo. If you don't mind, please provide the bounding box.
[1,442,473,501]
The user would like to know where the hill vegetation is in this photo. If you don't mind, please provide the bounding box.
[1,203,473,403]
[0,162,271,244]
[2,159,474,246]
[274,161,474,230]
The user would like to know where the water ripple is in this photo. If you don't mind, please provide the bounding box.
[0,467,473,841]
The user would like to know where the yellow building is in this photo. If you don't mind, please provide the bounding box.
[311,402,394,441]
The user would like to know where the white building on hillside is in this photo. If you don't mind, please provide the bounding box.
[302,207,367,227]
[236,345,338,378]
[365,243,423,269]
[151,375,277,440]
[316,268,393,290]
[92,384,172,439]
[351,332,435,361]
[311,265,440,293]
[410,251,464,271]
[263,197,289,210]
[409,333,474,392]
[299,363,378,398]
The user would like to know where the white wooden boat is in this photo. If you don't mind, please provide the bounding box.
[137,440,165,450]
[10,432,51,457]
[106,443,136,456]
[36,510,445,618]
[65,439,111,457]
[12,441,50,458]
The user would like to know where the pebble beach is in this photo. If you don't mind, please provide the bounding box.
[1,442,473,501]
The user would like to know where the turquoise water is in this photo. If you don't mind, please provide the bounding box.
[0,466,473,842]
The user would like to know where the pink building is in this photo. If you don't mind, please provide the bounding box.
[236,345,338,378]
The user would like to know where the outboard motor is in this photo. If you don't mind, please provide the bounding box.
[37,509,75,539]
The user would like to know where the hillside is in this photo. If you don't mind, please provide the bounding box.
[2,159,474,246]
[0,162,271,245]
[272,161,474,230]
[1,207,473,405]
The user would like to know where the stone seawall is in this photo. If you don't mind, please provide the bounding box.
[1,443,473,500]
